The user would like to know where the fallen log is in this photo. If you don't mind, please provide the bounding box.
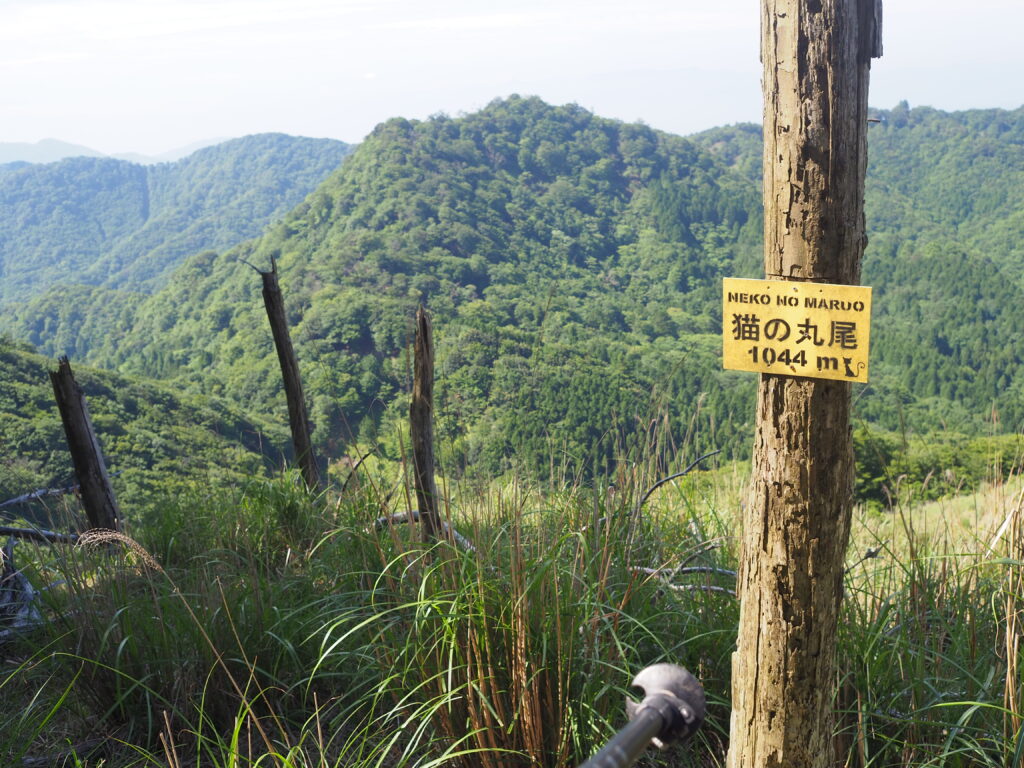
[373,510,476,553]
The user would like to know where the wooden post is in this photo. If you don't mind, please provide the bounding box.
[261,257,321,493]
[49,357,121,531]
[410,306,443,543]
[726,2,881,767]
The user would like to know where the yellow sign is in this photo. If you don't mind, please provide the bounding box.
[722,278,872,383]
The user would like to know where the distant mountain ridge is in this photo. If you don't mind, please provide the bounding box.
[0,137,230,165]
[0,133,353,303]
[110,138,232,165]
[0,139,105,164]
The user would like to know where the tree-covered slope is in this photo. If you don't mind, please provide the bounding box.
[76,97,763,474]
[693,103,1024,432]
[865,102,1024,280]
[9,99,1024,483]
[694,103,1024,283]
[4,284,145,362]
[0,157,150,303]
[0,337,286,523]
[0,134,352,304]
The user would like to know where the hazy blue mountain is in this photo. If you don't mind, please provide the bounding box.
[0,139,105,164]
[111,138,231,165]
[0,137,231,166]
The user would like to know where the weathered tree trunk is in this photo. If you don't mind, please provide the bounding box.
[726,2,881,767]
[261,257,321,493]
[410,306,443,543]
[49,357,121,531]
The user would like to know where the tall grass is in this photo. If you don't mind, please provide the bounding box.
[835,477,1024,767]
[3,456,1023,766]
[349,478,734,767]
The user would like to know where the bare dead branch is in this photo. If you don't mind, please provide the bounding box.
[634,449,722,515]
[339,452,371,496]
[0,481,80,509]
[663,584,736,598]
[632,565,737,579]
[0,526,78,544]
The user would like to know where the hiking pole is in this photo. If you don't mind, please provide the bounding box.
[578,663,705,768]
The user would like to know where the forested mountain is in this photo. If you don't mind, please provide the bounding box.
[0,337,285,522]
[0,133,352,304]
[23,97,763,475]
[4,98,1024,485]
[695,102,1024,283]
[694,102,1024,433]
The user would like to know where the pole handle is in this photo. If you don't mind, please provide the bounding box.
[578,663,706,768]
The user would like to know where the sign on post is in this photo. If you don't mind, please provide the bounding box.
[722,277,872,383]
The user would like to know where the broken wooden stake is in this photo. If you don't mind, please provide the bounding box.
[260,256,322,493]
[410,307,444,543]
[49,357,121,531]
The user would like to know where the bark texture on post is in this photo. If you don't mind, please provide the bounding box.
[726,2,880,767]
[49,357,121,531]
[410,306,443,543]
[261,257,321,493]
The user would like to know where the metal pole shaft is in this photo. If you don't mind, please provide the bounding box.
[578,708,663,768]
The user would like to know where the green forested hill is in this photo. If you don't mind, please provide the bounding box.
[0,337,285,522]
[692,103,1024,434]
[5,284,145,362]
[696,103,1024,281]
[56,97,764,475]
[0,133,352,304]
[5,98,1024,484]
[861,243,1024,432]
[866,103,1024,279]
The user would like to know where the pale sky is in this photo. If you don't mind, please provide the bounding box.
[2,0,1022,156]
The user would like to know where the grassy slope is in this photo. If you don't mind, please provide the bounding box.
[3,455,1019,766]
